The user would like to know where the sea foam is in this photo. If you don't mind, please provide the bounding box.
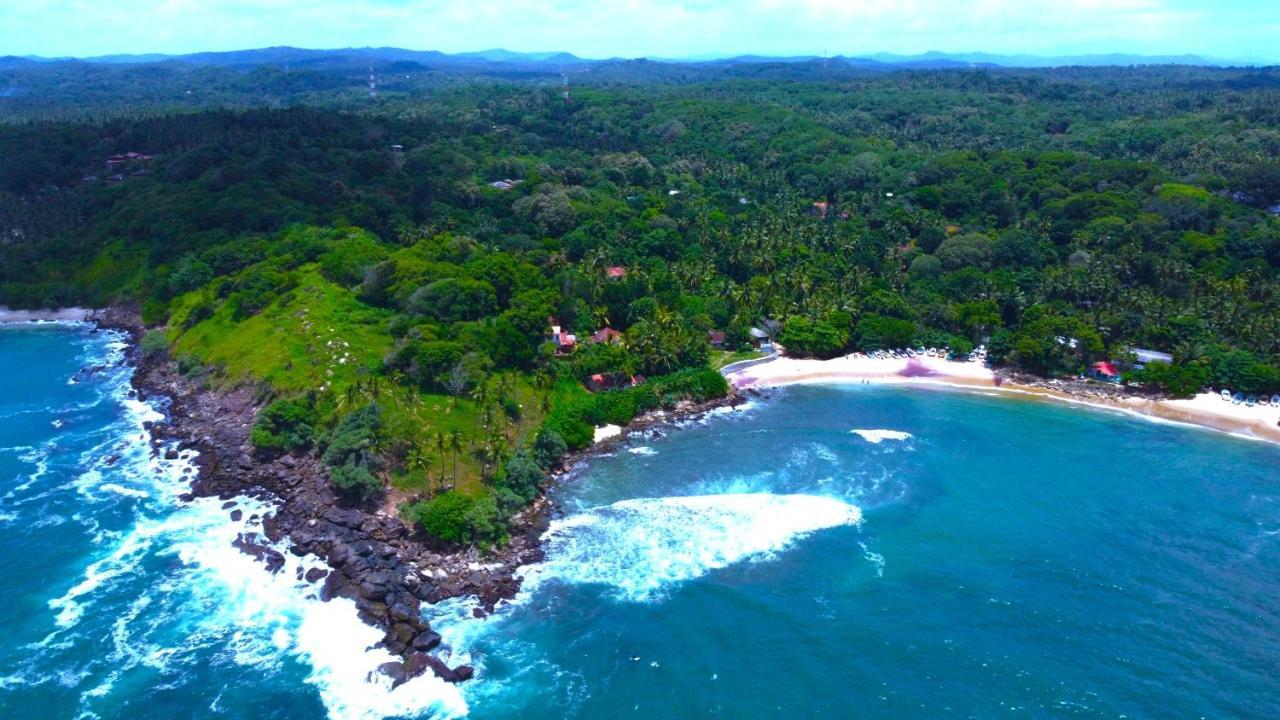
[850,429,913,443]
[526,493,861,602]
[36,328,468,720]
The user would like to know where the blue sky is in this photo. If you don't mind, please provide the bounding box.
[5,0,1279,61]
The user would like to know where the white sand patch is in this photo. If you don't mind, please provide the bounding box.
[593,424,623,444]
[727,354,996,391]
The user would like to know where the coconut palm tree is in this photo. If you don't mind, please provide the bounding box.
[435,432,447,488]
[449,430,462,484]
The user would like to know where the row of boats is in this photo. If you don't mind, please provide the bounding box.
[1219,389,1280,407]
[859,345,988,363]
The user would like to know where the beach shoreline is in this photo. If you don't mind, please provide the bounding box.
[727,354,1280,446]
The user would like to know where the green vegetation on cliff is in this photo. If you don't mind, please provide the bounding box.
[3,63,1279,541]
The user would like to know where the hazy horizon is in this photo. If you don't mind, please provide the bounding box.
[4,1,1279,64]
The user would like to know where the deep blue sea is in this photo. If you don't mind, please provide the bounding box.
[3,324,1280,719]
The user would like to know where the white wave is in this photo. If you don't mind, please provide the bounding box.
[49,526,152,628]
[850,429,913,444]
[859,542,886,578]
[527,493,861,602]
[811,443,839,464]
[671,399,758,428]
[40,334,467,720]
[627,446,657,456]
[99,483,149,498]
[54,492,468,720]
[163,498,468,720]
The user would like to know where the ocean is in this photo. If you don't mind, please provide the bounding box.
[2,324,1279,719]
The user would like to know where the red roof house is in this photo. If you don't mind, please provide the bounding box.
[605,266,627,279]
[590,327,623,344]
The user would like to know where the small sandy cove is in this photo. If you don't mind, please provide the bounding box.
[728,354,1280,446]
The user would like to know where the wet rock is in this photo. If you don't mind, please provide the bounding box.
[385,620,412,644]
[379,661,407,687]
[232,533,287,574]
[304,567,328,583]
[230,509,243,522]
[358,571,390,600]
[411,631,441,652]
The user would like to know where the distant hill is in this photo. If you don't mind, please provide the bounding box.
[26,46,591,70]
[863,51,1252,68]
[17,46,1269,70]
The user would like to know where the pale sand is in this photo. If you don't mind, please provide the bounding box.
[593,424,623,444]
[728,354,1280,446]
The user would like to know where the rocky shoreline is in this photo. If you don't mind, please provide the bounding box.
[550,389,754,480]
[993,368,1166,404]
[81,307,748,688]
[89,308,544,686]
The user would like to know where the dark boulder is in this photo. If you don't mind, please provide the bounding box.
[378,661,407,687]
[411,631,441,652]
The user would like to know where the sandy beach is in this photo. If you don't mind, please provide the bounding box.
[728,354,1280,446]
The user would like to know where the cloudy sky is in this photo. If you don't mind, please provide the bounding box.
[5,0,1279,61]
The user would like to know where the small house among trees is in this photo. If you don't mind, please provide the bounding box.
[549,323,577,355]
[590,327,623,344]
[586,372,645,392]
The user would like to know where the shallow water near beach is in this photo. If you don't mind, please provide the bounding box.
[3,326,1280,719]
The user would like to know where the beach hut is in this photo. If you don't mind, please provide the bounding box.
[749,327,773,351]
[1090,361,1122,383]
[707,330,726,348]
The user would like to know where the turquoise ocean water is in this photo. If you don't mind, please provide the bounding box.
[3,324,1279,719]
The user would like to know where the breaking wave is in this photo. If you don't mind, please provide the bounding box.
[526,493,861,602]
[850,429,913,443]
[7,327,468,720]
